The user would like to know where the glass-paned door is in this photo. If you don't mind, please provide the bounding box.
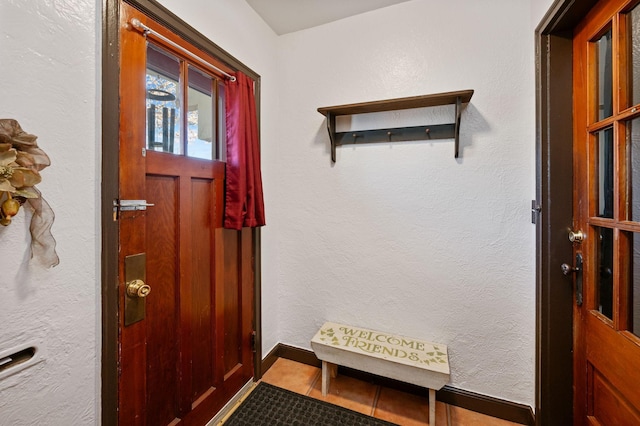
[573,0,640,422]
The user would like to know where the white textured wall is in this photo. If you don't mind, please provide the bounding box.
[531,0,556,30]
[0,0,100,425]
[155,0,281,358]
[275,0,538,406]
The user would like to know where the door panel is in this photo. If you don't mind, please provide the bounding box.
[191,178,215,402]
[574,0,640,424]
[146,174,180,424]
[591,368,640,424]
[586,313,640,409]
[117,2,255,424]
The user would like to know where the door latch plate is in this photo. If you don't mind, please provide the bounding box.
[575,253,583,306]
[113,199,155,221]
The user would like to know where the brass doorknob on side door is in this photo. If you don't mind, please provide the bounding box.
[127,279,151,298]
[568,230,584,243]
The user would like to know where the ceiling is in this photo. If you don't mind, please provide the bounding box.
[245,0,412,35]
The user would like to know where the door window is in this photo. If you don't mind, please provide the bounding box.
[146,44,181,154]
[596,29,613,120]
[145,42,223,160]
[626,232,640,337]
[595,226,614,319]
[596,127,615,219]
[187,65,214,159]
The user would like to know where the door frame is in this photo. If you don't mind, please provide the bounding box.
[534,1,599,425]
[101,1,263,424]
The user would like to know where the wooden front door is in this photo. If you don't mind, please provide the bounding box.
[117,3,255,424]
[573,0,640,423]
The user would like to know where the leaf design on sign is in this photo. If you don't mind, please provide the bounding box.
[331,337,339,345]
[437,351,445,356]
[321,328,335,337]
[426,352,434,356]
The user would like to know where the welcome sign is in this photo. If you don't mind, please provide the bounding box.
[311,322,449,375]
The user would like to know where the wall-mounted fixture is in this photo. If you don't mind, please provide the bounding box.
[317,90,474,162]
[0,342,46,382]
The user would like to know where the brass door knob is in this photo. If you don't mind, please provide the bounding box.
[568,230,584,243]
[126,279,151,298]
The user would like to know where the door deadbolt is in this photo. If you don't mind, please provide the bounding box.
[560,253,583,306]
[561,263,580,275]
[126,279,151,298]
[568,230,584,243]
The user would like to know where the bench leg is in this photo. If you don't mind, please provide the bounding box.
[321,361,331,396]
[429,388,436,426]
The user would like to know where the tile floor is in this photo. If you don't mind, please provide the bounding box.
[259,358,523,426]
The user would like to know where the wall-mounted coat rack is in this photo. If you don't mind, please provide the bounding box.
[317,90,474,162]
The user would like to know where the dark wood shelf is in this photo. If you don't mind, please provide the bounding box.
[318,89,474,162]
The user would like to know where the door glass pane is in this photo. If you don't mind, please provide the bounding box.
[597,127,615,218]
[187,65,215,160]
[146,43,181,155]
[627,118,640,221]
[630,5,640,106]
[630,232,640,338]
[596,30,613,120]
[596,226,614,320]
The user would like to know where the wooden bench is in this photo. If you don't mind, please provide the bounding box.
[311,322,450,426]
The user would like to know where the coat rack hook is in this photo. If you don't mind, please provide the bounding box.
[454,96,462,158]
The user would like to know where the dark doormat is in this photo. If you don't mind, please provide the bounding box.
[224,382,398,425]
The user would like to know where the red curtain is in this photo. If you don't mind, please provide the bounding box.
[224,71,265,230]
